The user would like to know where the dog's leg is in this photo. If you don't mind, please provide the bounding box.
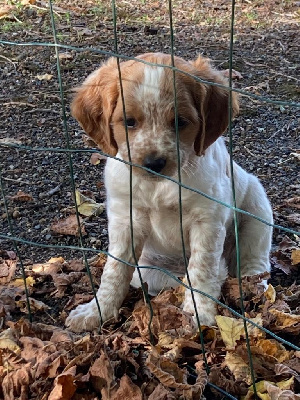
[182,222,228,327]
[229,176,273,279]
[66,212,146,332]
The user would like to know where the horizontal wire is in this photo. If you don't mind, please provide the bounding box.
[0,40,300,108]
[1,232,299,351]
[1,143,299,236]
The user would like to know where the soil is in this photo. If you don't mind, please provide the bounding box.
[0,2,299,289]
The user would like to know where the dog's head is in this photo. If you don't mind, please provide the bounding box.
[71,53,239,178]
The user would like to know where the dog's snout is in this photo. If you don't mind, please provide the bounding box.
[143,155,167,173]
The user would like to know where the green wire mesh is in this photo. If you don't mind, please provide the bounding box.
[0,1,300,399]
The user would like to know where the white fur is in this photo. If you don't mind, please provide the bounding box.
[66,137,273,332]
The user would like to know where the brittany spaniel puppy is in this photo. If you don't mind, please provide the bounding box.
[66,53,273,332]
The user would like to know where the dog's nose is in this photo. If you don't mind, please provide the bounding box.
[143,155,166,173]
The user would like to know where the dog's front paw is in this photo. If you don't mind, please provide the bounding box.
[65,299,118,332]
[183,299,217,327]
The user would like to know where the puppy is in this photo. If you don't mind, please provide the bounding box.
[66,53,273,332]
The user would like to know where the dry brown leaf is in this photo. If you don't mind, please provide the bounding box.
[265,284,276,303]
[9,190,33,202]
[36,73,53,81]
[146,352,207,399]
[287,213,300,225]
[215,315,264,349]
[0,328,20,353]
[275,363,299,377]
[48,365,77,400]
[52,272,83,298]
[224,352,253,384]
[146,351,189,389]
[0,5,15,17]
[255,339,290,363]
[148,383,176,399]
[11,276,35,289]
[89,350,115,397]
[51,215,86,237]
[2,363,33,400]
[131,301,194,338]
[90,152,106,165]
[16,296,50,313]
[291,249,300,265]
[110,374,142,400]
[209,365,248,396]
[75,190,104,217]
[57,52,73,60]
[21,0,36,5]
[269,308,300,333]
[0,251,17,284]
[284,196,300,209]
[244,377,297,400]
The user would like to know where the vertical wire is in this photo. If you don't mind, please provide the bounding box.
[48,0,103,328]
[228,0,258,396]
[0,173,32,321]
[111,0,154,344]
[168,0,209,372]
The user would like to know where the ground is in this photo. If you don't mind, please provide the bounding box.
[0,0,299,399]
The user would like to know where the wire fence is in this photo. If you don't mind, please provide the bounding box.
[0,0,300,398]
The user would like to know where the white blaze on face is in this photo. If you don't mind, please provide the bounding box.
[136,65,164,105]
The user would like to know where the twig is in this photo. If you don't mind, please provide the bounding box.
[0,54,17,68]
[2,177,31,185]
[25,108,60,114]
[1,102,36,107]
[244,147,257,157]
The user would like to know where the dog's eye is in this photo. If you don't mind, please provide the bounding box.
[173,116,188,129]
[124,118,136,128]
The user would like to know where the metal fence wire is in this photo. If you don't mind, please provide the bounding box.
[0,0,300,398]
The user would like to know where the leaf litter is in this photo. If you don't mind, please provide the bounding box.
[0,241,299,399]
[0,0,299,398]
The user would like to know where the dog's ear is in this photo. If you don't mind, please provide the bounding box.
[191,56,239,155]
[71,58,119,156]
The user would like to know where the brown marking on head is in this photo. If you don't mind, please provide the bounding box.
[190,56,239,155]
[71,57,119,156]
[71,53,239,176]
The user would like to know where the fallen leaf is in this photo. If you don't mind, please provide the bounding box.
[89,351,115,397]
[244,377,297,400]
[0,328,20,353]
[146,350,190,389]
[110,374,142,400]
[264,284,276,303]
[215,315,264,349]
[21,0,36,5]
[75,190,104,217]
[148,383,176,399]
[291,249,300,265]
[48,366,77,400]
[224,352,253,384]
[284,196,300,209]
[11,276,35,288]
[51,214,86,237]
[36,73,54,81]
[9,190,33,202]
[0,250,17,284]
[57,52,73,60]
[0,137,22,145]
[90,152,106,165]
[16,297,51,313]
[2,363,33,400]
[0,5,15,17]
[268,309,300,333]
